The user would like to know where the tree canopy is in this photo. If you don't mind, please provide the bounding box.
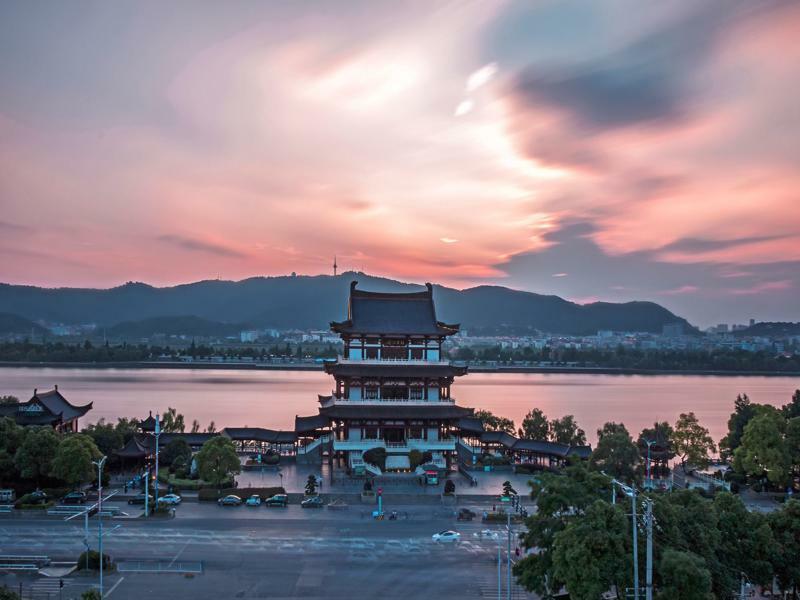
[590,422,640,484]
[672,412,715,470]
[14,426,60,484]
[195,436,240,487]
[474,409,515,435]
[50,434,102,487]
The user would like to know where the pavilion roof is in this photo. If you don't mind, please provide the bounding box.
[330,281,459,336]
[295,414,330,433]
[221,427,297,444]
[30,387,92,420]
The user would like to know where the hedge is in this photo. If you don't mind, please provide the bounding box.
[198,486,285,502]
[157,472,233,491]
[77,550,114,572]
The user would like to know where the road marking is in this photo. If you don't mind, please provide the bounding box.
[105,576,125,597]
[167,540,190,568]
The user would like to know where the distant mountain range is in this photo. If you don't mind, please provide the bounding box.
[0,272,695,337]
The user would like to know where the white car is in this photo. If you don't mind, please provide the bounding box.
[475,529,499,540]
[245,495,262,507]
[432,530,461,543]
[157,494,182,505]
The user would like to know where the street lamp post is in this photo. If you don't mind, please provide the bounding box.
[645,440,656,489]
[92,456,107,598]
[611,478,640,600]
[154,413,161,507]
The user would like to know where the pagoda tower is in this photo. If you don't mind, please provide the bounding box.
[295,281,473,475]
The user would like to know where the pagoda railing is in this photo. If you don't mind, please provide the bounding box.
[337,358,451,365]
[333,438,456,452]
[322,397,456,407]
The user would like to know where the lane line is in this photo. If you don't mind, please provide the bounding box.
[105,576,124,597]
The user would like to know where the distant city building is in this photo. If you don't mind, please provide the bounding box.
[662,323,685,337]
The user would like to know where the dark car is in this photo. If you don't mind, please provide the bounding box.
[128,493,154,505]
[457,508,476,521]
[62,491,87,505]
[264,494,288,507]
[301,496,324,508]
[26,491,49,505]
[218,494,243,507]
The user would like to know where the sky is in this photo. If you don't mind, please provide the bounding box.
[0,1,798,327]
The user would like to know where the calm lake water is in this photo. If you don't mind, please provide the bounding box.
[1,367,798,445]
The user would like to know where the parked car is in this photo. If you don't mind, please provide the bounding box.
[264,494,288,507]
[0,489,16,504]
[457,508,476,521]
[25,491,49,505]
[62,491,87,505]
[432,530,461,543]
[128,493,154,505]
[245,495,262,507]
[301,496,324,508]
[218,494,243,507]
[157,494,182,506]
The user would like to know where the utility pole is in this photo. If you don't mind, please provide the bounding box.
[645,499,653,600]
[144,467,150,517]
[497,542,502,600]
[507,509,512,600]
[93,455,107,598]
[154,413,161,506]
[611,478,640,600]
[645,440,656,489]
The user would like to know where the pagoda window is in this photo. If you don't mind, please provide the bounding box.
[366,346,379,360]
[428,386,440,401]
[381,385,409,400]
[410,347,424,360]
[364,386,379,400]
[409,426,423,439]
[364,427,378,439]
[409,387,423,400]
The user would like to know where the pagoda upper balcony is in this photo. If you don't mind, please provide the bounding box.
[338,356,450,366]
[319,394,456,408]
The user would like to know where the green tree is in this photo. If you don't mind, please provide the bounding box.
[782,389,800,419]
[514,463,611,596]
[590,422,640,483]
[305,474,317,495]
[0,418,23,485]
[713,492,776,588]
[161,438,192,468]
[114,417,139,444]
[82,419,124,456]
[14,426,60,485]
[160,407,185,433]
[0,395,19,405]
[672,412,715,470]
[195,436,240,487]
[519,408,549,440]
[81,591,102,600]
[638,421,675,479]
[474,409,515,434]
[502,480,516,497]
[734,409,790,486]
[0,586,21,600]
[787,417,800,482]
[552,500,630,600]
[768,499,800,596]
[719,393,758,460]
[550,415,587,446]
[656,549,713,600]
[50,434,102,487]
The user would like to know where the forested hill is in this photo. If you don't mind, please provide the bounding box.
[0,273,694,336]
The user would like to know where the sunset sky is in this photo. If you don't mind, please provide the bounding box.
[1,1,798,326]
